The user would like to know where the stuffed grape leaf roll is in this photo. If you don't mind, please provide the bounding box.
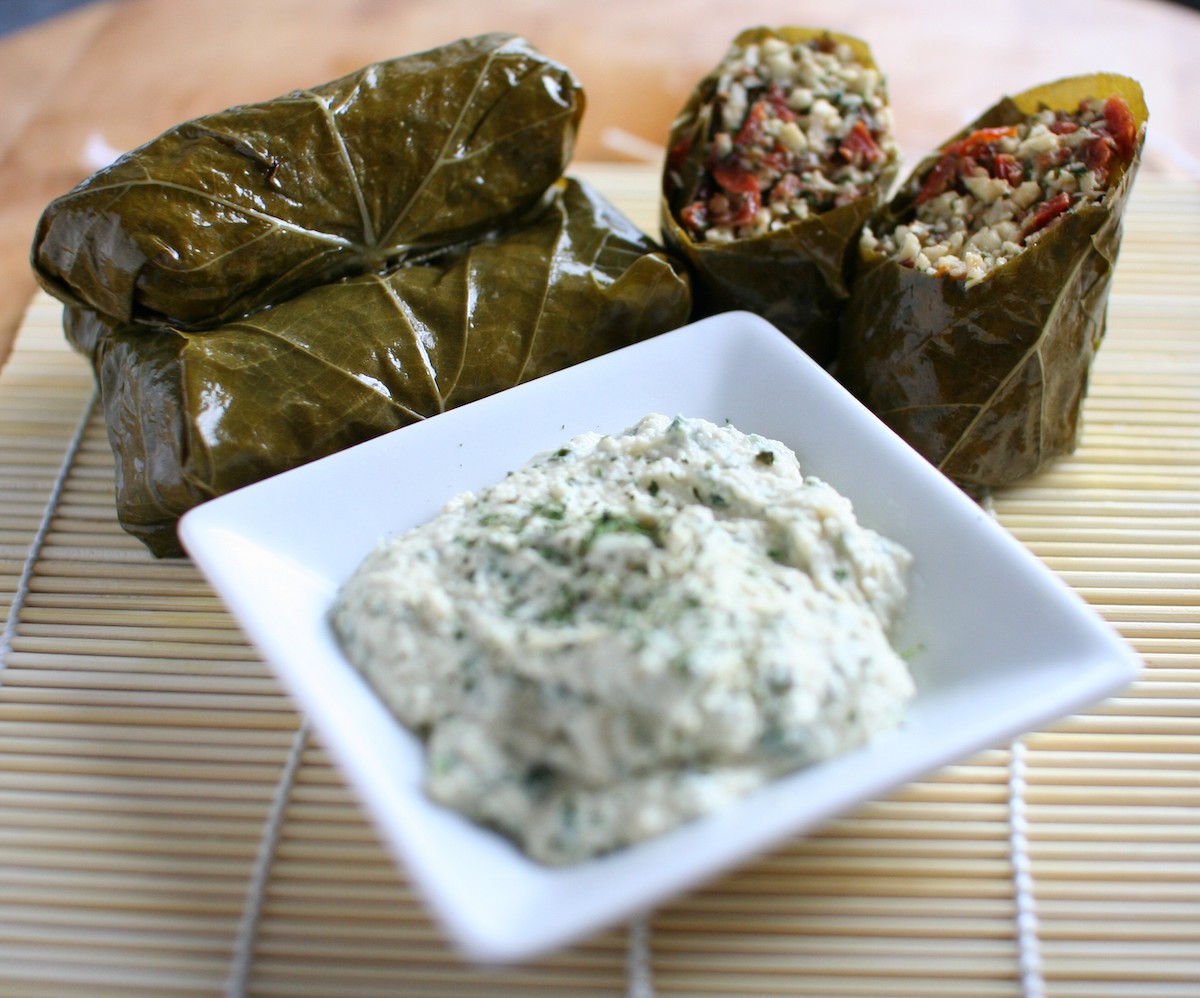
[837,74,1147,491]
[67,178,692,557]
[32,33,585,330]
[34,36,692,557]
[660,27,899,364]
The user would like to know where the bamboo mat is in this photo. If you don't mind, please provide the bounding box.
[1,165,1198,998]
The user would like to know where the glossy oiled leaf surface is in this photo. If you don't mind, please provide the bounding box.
[660,27,897,364]
[837,74,1147,491]
[78,178,691,556]
[33,34,584,330]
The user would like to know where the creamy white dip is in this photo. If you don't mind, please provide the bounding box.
[330,414,914,865]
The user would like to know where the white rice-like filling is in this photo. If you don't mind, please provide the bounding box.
[678,35,897,242]
[866,98,1133,286]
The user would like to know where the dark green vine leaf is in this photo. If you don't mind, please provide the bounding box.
[72,178,692,556]
[33,34,584,330]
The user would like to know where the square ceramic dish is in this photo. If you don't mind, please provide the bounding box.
[179,311,1140,963]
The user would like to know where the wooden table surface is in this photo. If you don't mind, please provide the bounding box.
[1,0,1198,370]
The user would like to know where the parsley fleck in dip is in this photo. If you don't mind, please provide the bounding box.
[863,95,1140,286]
[674,33,898,242]
[330,415,914,865]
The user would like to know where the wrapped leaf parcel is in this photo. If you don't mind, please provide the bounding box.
[837,74,1147,491]
[32,36,692,556]
[660,27,900,364]
[33,33,587,330]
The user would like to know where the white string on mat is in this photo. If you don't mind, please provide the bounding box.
[0,387,97,675]
[225,718,310,998]
[230,730,655,998]
[1009,737,1046,998]
[626,914,655,998]
[980,490,1047,998]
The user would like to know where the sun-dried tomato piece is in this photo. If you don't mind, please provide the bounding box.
[1021,191,1072,240]
[839,120,883,167]
[944,125,1019,158]
[992,153,1024,185]
[735,100,770,149]
[914,153,961,206]
[1085,136,1113,184]
[1103,95,1138,161]
[711,160,761,195]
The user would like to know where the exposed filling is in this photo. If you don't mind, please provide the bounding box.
[672,34,897,242]
[863,96,1139,286]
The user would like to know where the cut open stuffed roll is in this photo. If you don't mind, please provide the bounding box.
[661,27,899,363]
[837,73,1147,491]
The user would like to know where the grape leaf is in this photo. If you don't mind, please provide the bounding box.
[33,34,584,330]
[73,178,692,556]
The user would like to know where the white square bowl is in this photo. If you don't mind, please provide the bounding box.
[178,311,1140,963]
